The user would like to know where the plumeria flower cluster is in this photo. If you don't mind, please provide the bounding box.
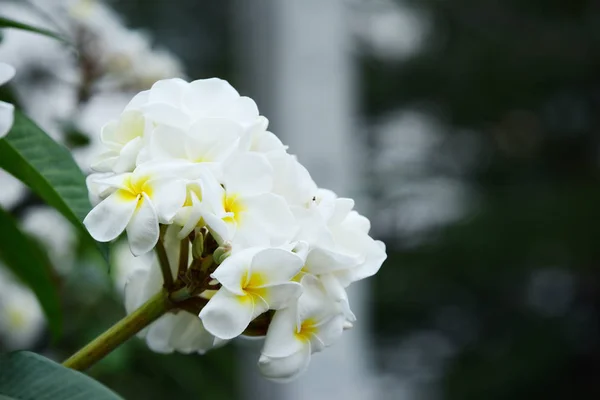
[84,78,387,381]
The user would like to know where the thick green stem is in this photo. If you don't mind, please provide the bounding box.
[178,238,189,279]
[156,226,174,289]
[63,289,174,371]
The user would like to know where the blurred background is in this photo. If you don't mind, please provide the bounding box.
[1,0,600,399]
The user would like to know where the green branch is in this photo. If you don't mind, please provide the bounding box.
[62,289,174,371]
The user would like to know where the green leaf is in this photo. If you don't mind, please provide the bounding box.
[0,206,61,338]
[0,111,108,261]
[0,352,122,400]
[0,16,68,43]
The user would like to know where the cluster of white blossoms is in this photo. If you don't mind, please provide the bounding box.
[84,78,387,381]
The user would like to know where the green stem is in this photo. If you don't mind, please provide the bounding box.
[63,290,174,371]
[156,226,174,289]
[170,286,193,303]
[178,238,189,279]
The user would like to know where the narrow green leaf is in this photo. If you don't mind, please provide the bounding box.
[0,352,122,400]
[0,206,61,338]
[0,111,108,261]
[0,16,68,43]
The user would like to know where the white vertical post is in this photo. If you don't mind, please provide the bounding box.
[233,1,377,399]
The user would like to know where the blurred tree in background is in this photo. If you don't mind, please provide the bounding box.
[366,0,600,398]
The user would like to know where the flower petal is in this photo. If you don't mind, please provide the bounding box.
[211,96,259,127]
[184,78,239,116]
[174,191,203,239]
[211,248,257,295]
[113,136,143,173]
[258,343,311,382]
[271,153,318,206]
[259,282,303,310]
[239,116,268,151]
[297,275,338,323]
[150,179,186,223]
[148,125,189,161]
[201,207,232,244]
[329,198,355,226]
[199,288,255,340]
[141,103,191,129]
[124,269,150,313]
[261,307,303,358]
[250,248,304,283]
[305,247,359,275]
[83,190,137,242]
[314,313,345,348]
[166,313,214,354]
[186,118,242,162]
[125,89,149,110]
[146,314,177,353]
[149,78,187,106]
[223,152,273,195]
[91,151,119,173]
[126,193,159,256]
[336,238,387,286]
[320,273,356,322]
[238,193,297,246]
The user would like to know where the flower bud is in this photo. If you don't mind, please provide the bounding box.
[192,231,204,259]
[213,242,232,265]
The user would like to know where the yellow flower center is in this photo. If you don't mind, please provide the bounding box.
[117,175,153,208]
[295,318,318,342]
[238,270,268,301]
[292,266,309,282]
[222,193,245,224]
[183,184,202,207]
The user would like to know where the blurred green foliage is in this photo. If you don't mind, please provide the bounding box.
[368,0,600,398]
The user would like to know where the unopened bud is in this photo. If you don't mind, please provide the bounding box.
[192,231,204,259]
[213,242,232,265]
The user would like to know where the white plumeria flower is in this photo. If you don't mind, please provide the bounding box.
[92,110,149,173]
[0,268,46,350]
[299,195,387,290]
[199,152,298,248]
[83,162,187,255]
[111,239,153,295]
[146,118,242,171]
[172,167,222,239]
[290,192,387,320]
[124,226,221,354]
[271,152,319,208]
[239,116,287,156]
[324,208,387,287]
[0,63,16,138]
[131,78,260,131]
[258,275,345,382]
[200,247,304,340]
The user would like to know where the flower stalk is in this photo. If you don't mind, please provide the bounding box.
[63,289,177,371]
[155,226,174,289]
